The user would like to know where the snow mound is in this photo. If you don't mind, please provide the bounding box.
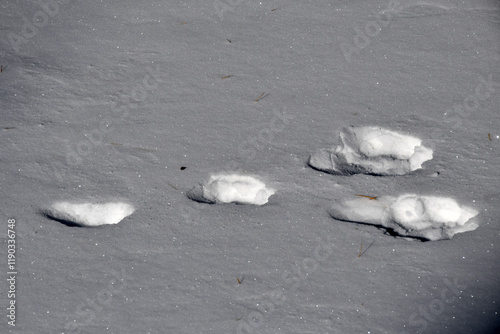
[187,174,275,205]
[44,201,135,227]
[308,126,433,175]
[328,194,478,241]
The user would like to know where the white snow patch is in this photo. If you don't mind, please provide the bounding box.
[45,201,135,227]
[308,126,433,175]
[188,174,275,205]
[328,194,478,241]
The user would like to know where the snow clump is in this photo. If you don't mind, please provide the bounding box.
[45,201,135,227]
[188,174,275,205]
[308,126,433,175]
[328,194,478,241]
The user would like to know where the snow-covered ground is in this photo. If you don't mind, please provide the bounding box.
[1,0,500,333]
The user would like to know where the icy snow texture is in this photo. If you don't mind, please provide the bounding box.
[328,194,478,241]
[188,174,275,205]
[308,126,433,175]
[45,201,135,227]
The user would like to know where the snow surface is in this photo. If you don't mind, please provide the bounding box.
[188,174,275,205]
[329,194,478,241]
[308,126,433,175]
[44,201,135,227]
[1,0,500,333]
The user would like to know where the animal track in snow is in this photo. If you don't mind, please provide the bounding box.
[308,126,433,176]
[44,201,135,227]
[328,194,478,241]
[187,174,275,205]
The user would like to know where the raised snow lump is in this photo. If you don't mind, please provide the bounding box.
[308,126,433,175]
[328,194,478,241]
[44,201,135,227]
[188,174,275,205]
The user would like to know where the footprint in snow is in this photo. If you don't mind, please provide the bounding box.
[308,126,433,176]
[187,173,275,205]
[43,201,135,227]
[329,194,478,241]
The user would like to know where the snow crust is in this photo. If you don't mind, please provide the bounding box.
[45,201,135,227]
[188,174,275,205]
[308,126,433,175]
[328,194,478,241]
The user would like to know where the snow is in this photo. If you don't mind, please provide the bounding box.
[44,201,135,227]
[329,194,479,241]
[309,126,433,175]
[187,174,275,205]
[1,0,499,333]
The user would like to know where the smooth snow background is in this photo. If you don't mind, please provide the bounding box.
[1,0,500,333]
